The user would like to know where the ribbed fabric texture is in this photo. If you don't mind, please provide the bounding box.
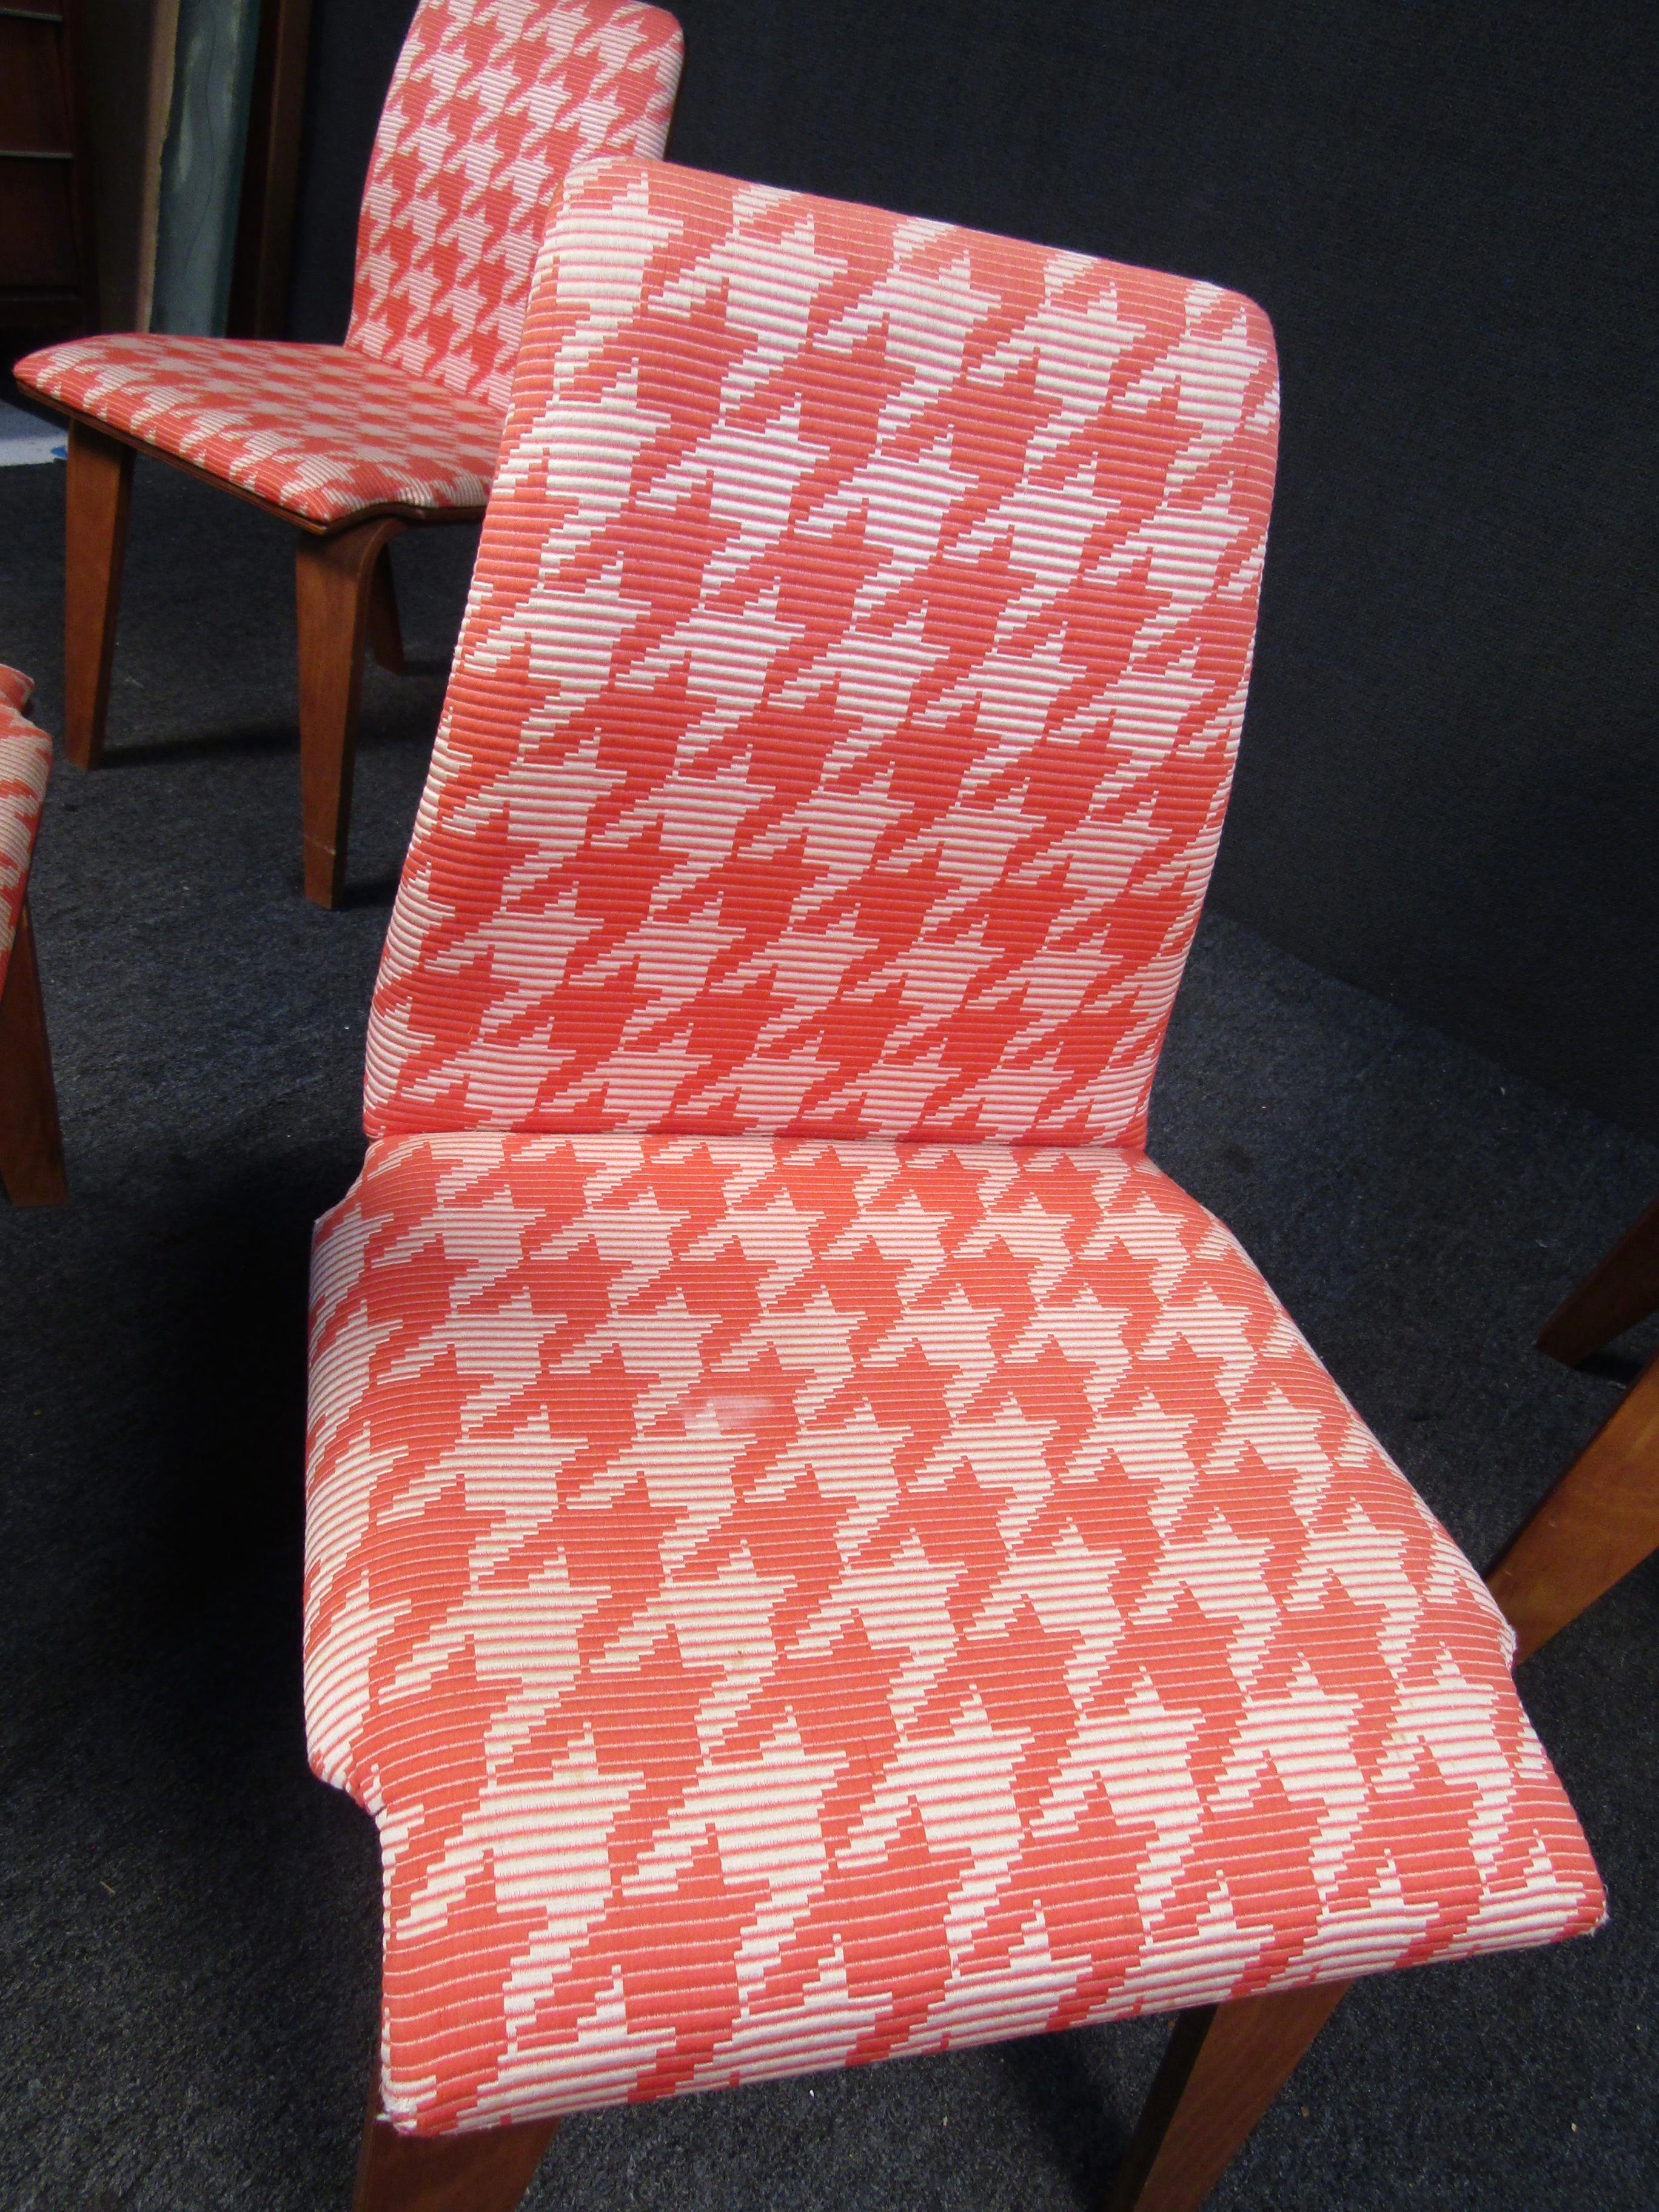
[305,1131,1604,2134]
[15,339,504,529]
[307,162,1602,2141]
[0,669,50,995]
[364,159,1280,1150]
[347,0,684,418]
[15,0,682,531]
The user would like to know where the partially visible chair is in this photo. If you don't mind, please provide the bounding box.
[0,668,65,1206]
[15,0,683,908]
[306,158,1603,2212]
[1487,1201,1659,1662]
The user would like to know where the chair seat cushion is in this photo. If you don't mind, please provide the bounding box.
[304,1130,1603,2135]
[0,669,50,990]
[15,337,503,529]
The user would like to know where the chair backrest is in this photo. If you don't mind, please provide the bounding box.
[366,159,1280,1150]
[346,0,683,418]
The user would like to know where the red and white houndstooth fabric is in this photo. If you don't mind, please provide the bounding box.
[347,0,683,416]
[0,669,51,997]
[364,163,1279,1148]
[305,161,1603,2138]
[15,0,682,530]
[13,339,506,531]
[308,1133,1601,2131]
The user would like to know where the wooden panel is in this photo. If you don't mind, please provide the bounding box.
[0,287,80,326]
[0,158,79,287]
[0,18,71,150]
[0,0,92,328]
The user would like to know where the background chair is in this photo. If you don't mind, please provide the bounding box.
[15,0,683,909]
[1486,1201,1659,1663]
[0,666,65,1205]
[305,158,1602,2212]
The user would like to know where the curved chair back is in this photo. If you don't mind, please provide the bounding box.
[366,157,1280,1147]
[347,0,684,417]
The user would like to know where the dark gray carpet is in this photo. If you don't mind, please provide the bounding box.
[1,451,1655,2211]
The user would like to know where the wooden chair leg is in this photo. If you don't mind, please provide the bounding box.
[1537,1195,1659,1367]
[64,420,134,770]
[294,517,403,908]
[1487,1347,1659,1664]
[366,543,406,674]
[1105,1980,1351,2212]
[352,2080,559,2212]
[0,899,67,1207]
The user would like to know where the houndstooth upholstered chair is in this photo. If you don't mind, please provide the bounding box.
[0,667,65,1205]
[304,159,1604,2212]
[15,0,682,910]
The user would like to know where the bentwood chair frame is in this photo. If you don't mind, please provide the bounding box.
[1487,1198,1659,1664]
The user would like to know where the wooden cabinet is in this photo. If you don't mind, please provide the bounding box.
[0,2,95,332]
